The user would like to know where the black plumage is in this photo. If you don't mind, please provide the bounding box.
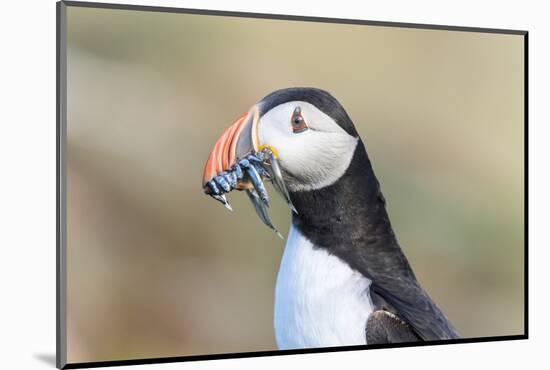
[259,88,459,343]
[366,310,421,344]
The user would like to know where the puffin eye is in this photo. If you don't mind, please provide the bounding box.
[291,106,308,133]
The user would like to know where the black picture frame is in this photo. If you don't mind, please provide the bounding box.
[56,1,528,368]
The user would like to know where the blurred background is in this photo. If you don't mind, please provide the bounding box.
[65,6,524,363]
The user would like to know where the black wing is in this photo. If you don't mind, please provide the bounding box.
[366,310,421,344]
[362,191,459,342]
[360,196,460,342]
[367,272,459,341]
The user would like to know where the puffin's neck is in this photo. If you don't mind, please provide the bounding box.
[289,140,398,253]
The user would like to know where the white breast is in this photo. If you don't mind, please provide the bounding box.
[274,225,374,349]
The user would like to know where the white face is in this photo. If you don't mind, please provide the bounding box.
[258,101,359,192]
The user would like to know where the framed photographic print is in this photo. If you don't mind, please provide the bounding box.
[57,1,527,368]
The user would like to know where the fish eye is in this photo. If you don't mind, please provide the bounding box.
[291,106,308,133]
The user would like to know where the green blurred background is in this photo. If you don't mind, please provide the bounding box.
[65,6,524,364]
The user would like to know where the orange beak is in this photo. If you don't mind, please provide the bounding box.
[201,104,296,236]
[202,105,261,190]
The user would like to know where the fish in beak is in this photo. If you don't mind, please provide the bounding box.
[202,104,296,238]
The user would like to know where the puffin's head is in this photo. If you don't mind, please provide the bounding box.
[203,88,359,192]
[202,88,361,236]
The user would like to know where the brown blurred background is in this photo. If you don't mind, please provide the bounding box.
[65,6,525,363]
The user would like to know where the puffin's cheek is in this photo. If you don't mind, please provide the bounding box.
[259,124,288,151]
[277,140,317,177]
[259,127,291,157]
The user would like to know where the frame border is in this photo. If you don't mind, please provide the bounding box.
[62,0,527,35]
[56,1,529,369]
[57,2,68,369]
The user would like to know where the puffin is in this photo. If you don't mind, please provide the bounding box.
[202,87,459,349]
